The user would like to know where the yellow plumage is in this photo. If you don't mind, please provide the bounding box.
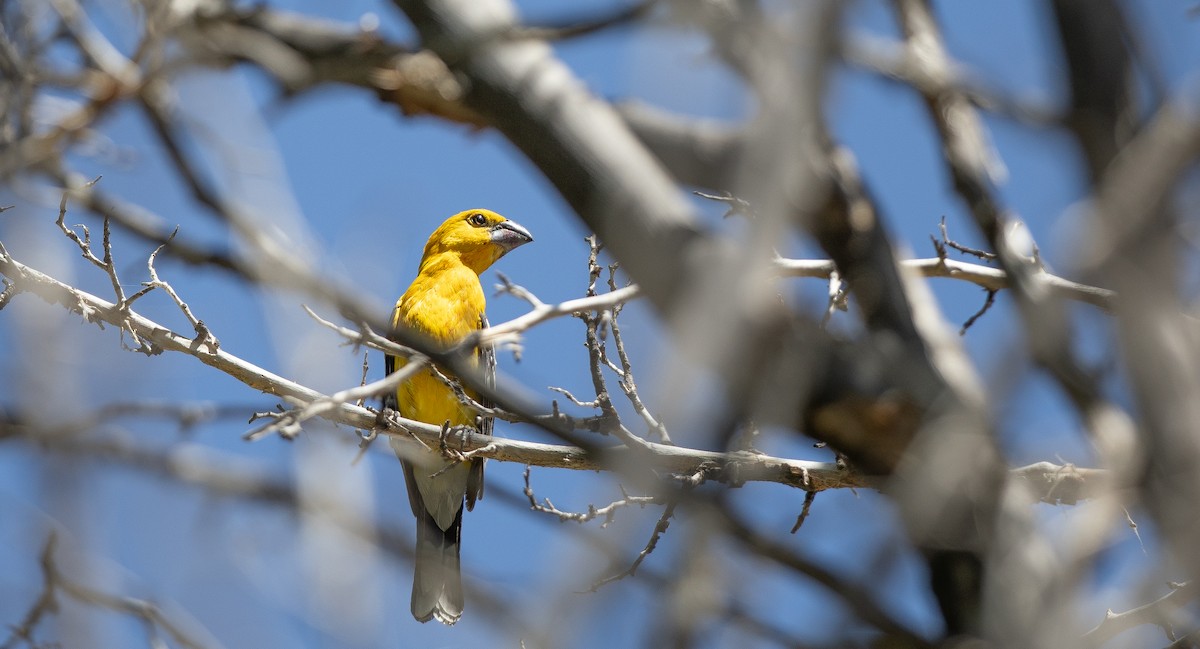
[384,209,533,625]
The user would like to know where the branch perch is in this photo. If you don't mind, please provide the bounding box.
[0,242,1111,499]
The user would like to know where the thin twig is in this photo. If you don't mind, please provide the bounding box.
[54,183,175,354]
[426,364,521,423]
[57,177,129,305]
[139,227,218,351]
[940,215,996,261]
[774,256,1114,311]
[355,352,370,408]
[1123,507,1147,555]
[1084,581,1197,647]
[310,301,613,433]
[244,356,429,441]
[790,490,818,534]
[547,386,600,408]
[693,189,753,219]
[302,305,415,358]
[587,501,677,591]
[493,270,546,308]
[579,236,622,433]
[606,264,671,442]
[959,289,997,335]
[523,465,659,526]
[481,281,640,345]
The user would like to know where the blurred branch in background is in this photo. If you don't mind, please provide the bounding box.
[1,532,217,649]
[2,0,1200,647]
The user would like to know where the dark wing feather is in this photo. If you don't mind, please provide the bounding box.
[479,312,496,438]
[384,346,422,517]
[465,312,494,511]
[382,351,399,412]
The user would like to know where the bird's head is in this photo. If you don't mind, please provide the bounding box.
[421,209,534,274]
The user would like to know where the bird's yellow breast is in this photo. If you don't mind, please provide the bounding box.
[392,261,485,428]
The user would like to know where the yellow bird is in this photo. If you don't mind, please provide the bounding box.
[384,209,533,625]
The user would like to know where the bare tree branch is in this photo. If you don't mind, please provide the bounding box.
[0,228,1118,507]
[1085,581,1198,647]
[0,247,860,491]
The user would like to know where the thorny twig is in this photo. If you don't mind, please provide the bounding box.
[790,490,818,534]
[939,216,997,261]
[543,236,667,446]
[493,270,545,309]
[244,357,429,441]
[302,305,415,359]
[523,465,659,526]
[587,502,678,591]
[574,236,621,431]
[56,177,127,304]
[303,305,533,441]
[605,264,671,442]
[774,255,1114,311]
[565,238,658,452]
[485,272,639,348]
[584,463,721,591]
[428,363,521,422]
[54,179,162,354]
[959,289,997,335]
[138,227,218,352]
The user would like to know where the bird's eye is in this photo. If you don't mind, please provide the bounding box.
[468,213,487,226]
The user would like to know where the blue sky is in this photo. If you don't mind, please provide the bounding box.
[2,1,1198,647]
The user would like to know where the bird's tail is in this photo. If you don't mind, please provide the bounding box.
[411,508,464,625]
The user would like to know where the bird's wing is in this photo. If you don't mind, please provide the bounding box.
[479,311,496,438]
[385,335,425,519]
[465,312,493,511]
[382,350,399,412]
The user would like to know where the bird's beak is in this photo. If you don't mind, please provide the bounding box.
[490,219,534,251]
